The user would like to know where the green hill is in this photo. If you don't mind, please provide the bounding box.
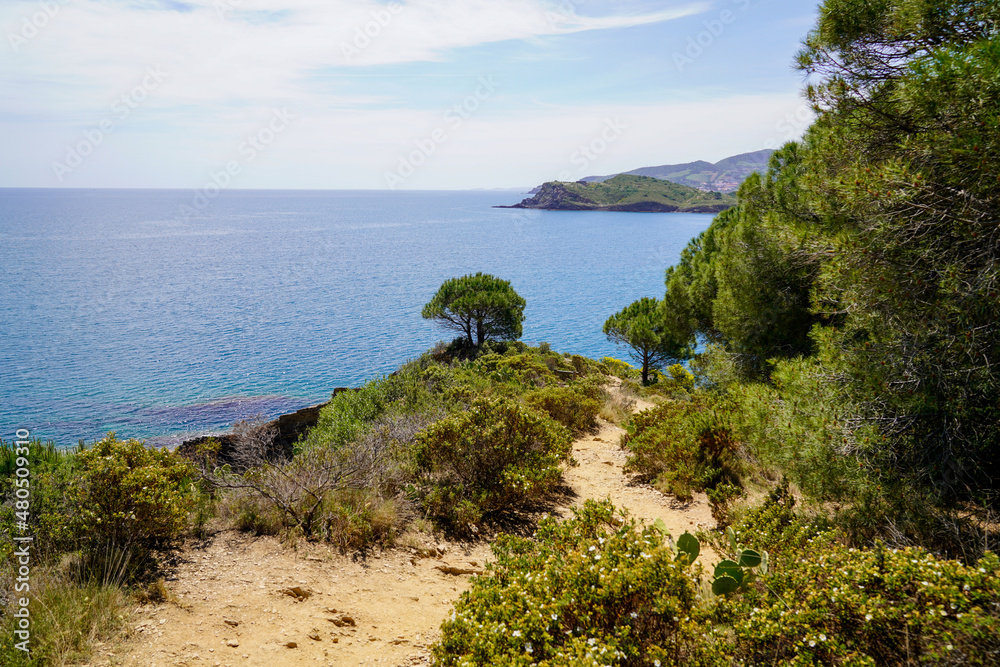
[581,149,773,192]
[501,174,736,213]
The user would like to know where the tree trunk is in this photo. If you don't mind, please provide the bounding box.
[641,352,650,386]
[464,321,474,347]
[476,320,485,347]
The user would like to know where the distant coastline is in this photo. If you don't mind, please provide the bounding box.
[497,175,736,213]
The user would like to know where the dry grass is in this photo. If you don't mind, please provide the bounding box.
[0,567,132,667]
[598,383,637,425]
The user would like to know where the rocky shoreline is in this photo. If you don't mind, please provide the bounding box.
[174,388,354,464]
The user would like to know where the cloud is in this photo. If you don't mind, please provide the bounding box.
[1,0,809,190]
[0,0,708,112]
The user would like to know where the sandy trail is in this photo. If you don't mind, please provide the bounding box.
[113,395,715,667]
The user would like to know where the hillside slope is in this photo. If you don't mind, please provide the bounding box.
[503,174,736,213]
[581,149,773,192]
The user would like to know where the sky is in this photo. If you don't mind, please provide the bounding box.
[0,0,819,190]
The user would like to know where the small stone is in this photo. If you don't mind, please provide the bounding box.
[223,619,239,627]
[225,640,239,648]
[435,564,482,576]
[327,614,356,627]
[285,641,298,649]
[281,586,313,601]
[308,631,322,641]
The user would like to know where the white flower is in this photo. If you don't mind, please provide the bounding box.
[552,614,558,621]
[809,640,816,647]
[865,614,873,622]
[820,634,827,642]
[512,630,521,638]
[654,661,661,667]
[525,642,533,654]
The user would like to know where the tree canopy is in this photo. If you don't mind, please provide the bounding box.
[603,297,691,385]
[422,273,526,348]
[654,0,1000,535]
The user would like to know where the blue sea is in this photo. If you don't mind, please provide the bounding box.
[0,189,713,447]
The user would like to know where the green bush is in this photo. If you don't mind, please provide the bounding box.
[411,396,572,529]
[492,353,558,387]
[301,380,394,451]
[731,356,863,501]
[523,386,600,436]
[722,541,1000,665]
[600,357,637,380]
[702,483,1000,665]
[71,435,194,552]
[433,500,721,666]
[621,395,742,502]
[2,435,196,579]
[0,440,79,562]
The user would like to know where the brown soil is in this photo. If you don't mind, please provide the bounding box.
[109,391,716,667]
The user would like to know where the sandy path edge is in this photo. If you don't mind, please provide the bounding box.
[110,395,715,667]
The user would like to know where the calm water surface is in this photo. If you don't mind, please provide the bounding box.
[0,189,712,446]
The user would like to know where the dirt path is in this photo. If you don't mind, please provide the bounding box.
[111,396,715,667]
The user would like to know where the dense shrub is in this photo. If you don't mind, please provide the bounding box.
[601,357,638,380]
[621,395,742,502]
[214,412,422,547]
[300,380,394,451]
[491,352,558,387]
[731,356,863,501]
[724,545,1000,665]
[433,500,721,666]
[523,386,601,436]
[702,483,1000,665]
[0,437,190,664]
[411,396,572,529]
[69,435,194,553]
[0,440,79,562]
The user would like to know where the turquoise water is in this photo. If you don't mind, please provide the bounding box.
[0,188,712,447]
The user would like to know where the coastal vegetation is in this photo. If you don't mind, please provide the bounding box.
[507,174,736,213]
[422,273,527,348]
[3,0,1000,664]
[580,149,774,193]
[429,0,1000,663]
[603,296,691,385]
[0,436,195,665]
